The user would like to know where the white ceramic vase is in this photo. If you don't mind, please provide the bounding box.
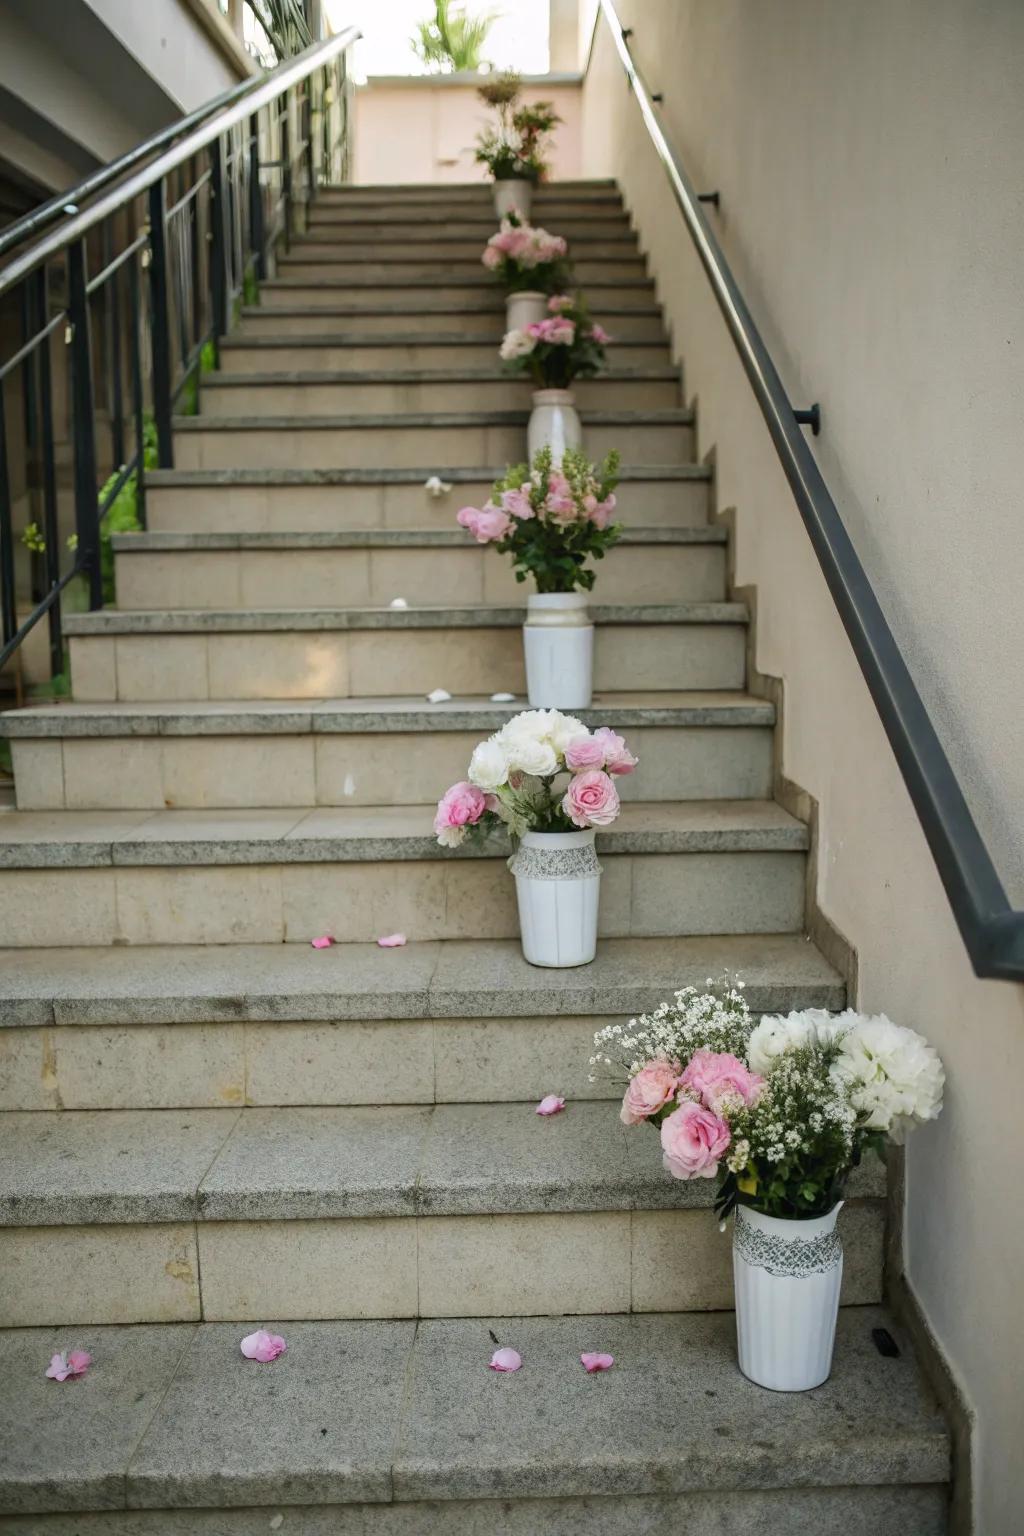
[733,1203,844,1392]
[506,290,547,331]
[493,177,533,221]
[527,389,581,463]
[523,591,594,708]
[508,828,601,968]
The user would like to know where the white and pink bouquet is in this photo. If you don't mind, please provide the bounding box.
[456,445,620,593]
[434,708,637,848]
[592,987,944,1219]
[500,293,609,388]
[482,214,570,294]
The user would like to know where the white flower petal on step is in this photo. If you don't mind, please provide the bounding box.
[427,688,452,703]
[490,692,516,703]
[424,475,453,497]
[389,597,408,609]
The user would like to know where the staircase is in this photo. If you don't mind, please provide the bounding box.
[0,181,949,1532]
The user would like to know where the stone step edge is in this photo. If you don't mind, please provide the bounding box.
[110,527,725,553]
[145,464,711,485]
[218,335,666,350]
[173,409,694,431]
[0,800,809,869]
[239,303,659,319]
[62,600,747,635]
[200,368,679,387]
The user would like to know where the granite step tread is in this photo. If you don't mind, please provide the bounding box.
[0,1101,883,1226]
[0,799,808,868]
[0,932,843,1026]
[172,408,694,432]
[260,274,654,290]
[200,367,677,387]
[110,527,725,553]
[0,1309,947,1516]
[0,690,772,739]
[239,301,657,319]
[219,334,666,351]
[145,463,712,485]
[62,600,746,636]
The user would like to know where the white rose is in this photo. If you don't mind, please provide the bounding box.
[499,328,536,361]
[830,1015,944,1142]
[505,736,558,778]
[746,1010,831,1075]
[545,712,589,755]
[467,736,509,791]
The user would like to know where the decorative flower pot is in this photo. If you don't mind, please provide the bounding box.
[528,389,582,464]
[493,177,533,221]
[733,1203,844,1391]
[509,828,601,968]
[524,591,594,709]
[506,290,547,331]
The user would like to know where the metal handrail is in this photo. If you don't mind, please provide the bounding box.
[595,0,1024,982]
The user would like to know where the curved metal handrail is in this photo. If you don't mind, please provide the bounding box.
[595,0,1024,981]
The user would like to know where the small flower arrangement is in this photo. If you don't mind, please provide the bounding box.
[593,989,945,1219]
[500,294,609,389]
[481,214,570,294]
[456,445,620,593]
[475,75,562,183]
[434,708,637,847]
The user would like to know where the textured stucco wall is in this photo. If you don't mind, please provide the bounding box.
[583,3,1024,1530]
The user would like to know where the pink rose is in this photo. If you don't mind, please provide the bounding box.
[620,1059,681,1125]
[547,293,574,313]
[434,781,488,836]
[679,1049,763,1113]
[589,323,610,345]
[564,736,606,771]
[481,245,502,270]
[591,727,637,775]
[660,1100,731,1180]
[501,486,535,520]
[562,769,620,828]
[588,494,617,531]
[456,504,512,543]
[526,317,575,345]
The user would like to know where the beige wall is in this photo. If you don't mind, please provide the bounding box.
[583,3,1024,1531]
[354,77,582,185]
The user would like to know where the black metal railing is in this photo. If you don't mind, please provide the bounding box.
[595,0,1024,983]
[0,25,358,690]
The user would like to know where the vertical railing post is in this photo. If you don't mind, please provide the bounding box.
[127,253,148,532]
[302,79,315,220]
[147,179,174,468]
[32,267,63,672]
[103,221,125,469]
[248,112,265,279]
[210,137,229,356]
[280,97,292,252]
[66,239,103,610]
[0,376,15,646]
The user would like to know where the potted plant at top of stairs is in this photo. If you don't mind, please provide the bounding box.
[475,72,562,222]
[457,444,621,709]
[483,212,571,331]
[595,988,946,1391]
[501,294,610,462]
[434,708,638,968]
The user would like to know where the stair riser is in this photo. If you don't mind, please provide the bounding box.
[277,259,646,283]
[67,624,747,702]
[144,477,710,532]
[236,310,665,338]
[288,238,642,260]
[219,341,672,371]
[259,283,652,309]
[13,726,773,812]
[199,377,680,416]
[0,849,805,948]
[308,207,628,228]
[313,190,623,207]
[113,545,726,612]
[172,423,694,471]
[303,219,633,242]
[0,1202,882,1326]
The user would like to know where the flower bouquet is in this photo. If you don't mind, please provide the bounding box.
[475,74,562,219]
[482,214,571,330]
[434,707,638,968]
[593,989,944,1390]
[500,294,610,463]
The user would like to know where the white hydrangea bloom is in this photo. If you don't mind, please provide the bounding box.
[545,712,590,754]
[830,1014,945,1141]
[434,823,465,849]
[467,735,509,791]
[505,736,558,778]
[499,328,536,360]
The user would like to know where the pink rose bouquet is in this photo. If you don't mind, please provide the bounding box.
[482,214,571,294]
[454,445,621,594]
[500,293,609,388]
[433,707,638,847]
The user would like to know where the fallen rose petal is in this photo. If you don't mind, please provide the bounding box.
[389,598,408,609]
[536,1094,566,1116]
[310,935,334,949]
[377,933,407,948]
[580,1352,614,1373]
[46,1349,91,1381]
[240,1329,287,1363]
[490,692,516,703]
[488,1347,522,1372]
[427,688,452,703]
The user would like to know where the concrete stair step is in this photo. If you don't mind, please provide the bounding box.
[111,528,725,611]
[257,278,652,309]
[0,801,807,947]
[286,236,643,261]
[278,252,646,278]
[197,370,681,416]
[144,463,708,533]
[0,1310,948,1529]
[235,304,665,338]
[169,409,695,471]
[61,602,748,702]
[4,691,775,811]
[315,182,622,204]
[217,335,673,371]
[302,216,635,241]
[0,1103,883,1324]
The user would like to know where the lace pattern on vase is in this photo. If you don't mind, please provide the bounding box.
[507,843,602,881]
[734,1215,842,1278]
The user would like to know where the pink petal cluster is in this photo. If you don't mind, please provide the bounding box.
[580,1352,614,1373]
[548,293,574,313]
[457,503,512,544]
[526,316,576,346]
[377,933,407,948]
[589,323,611,345]
[310,934,334,949]
[46,1349,91,1381]
[240,1330,287,1362]
[620,1058,681,1125]
[536,1093,566,1116]
[489,1347,522,1372]
[584,491,617,530]
[561,769,620,828]
[660,1100,731,1180]
[564,727,637,775]
[482,221,568,270]
[500,486,535,519]
[679,1049,763,1113]
[434,781,488,836]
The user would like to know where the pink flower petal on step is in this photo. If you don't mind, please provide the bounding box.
[535,1094,566,1116]
[310,935,335,949]
[377,933,407,948]
[46,1349,91,1381]
[488,1347,522,1372]
[240,1329,287,1363]
[580,1351,614,1373]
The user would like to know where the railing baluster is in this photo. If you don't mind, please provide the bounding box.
[210,137,229,354]
[32,268,63,674]
[66,239,102,610]
[0,380,15,647]
[127,252,148,531]
[280,98,292,251]
[18,282,42,605]
[147,180,174,467]
[302,79,315,220]
[248,113,265,279]
[103,221,125,468]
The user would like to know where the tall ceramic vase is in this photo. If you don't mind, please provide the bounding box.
[527,389,581,464]
[493,177,533,221]
[506,291,547,331]
[523,591,593,709]
[733,1203,844,1392]
[508,828,601,967]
